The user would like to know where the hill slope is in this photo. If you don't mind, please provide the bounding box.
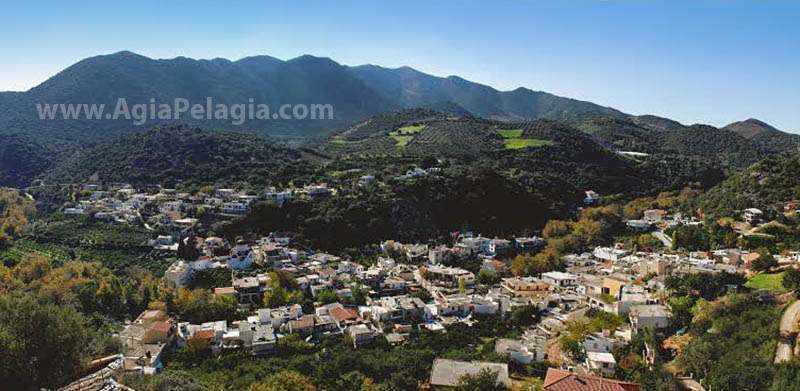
[0,51,624,140]
[0,134,78,188]
[698,155,800,217]
[41,125,306,188]
[312,108,726,195]
[569,116,800,170]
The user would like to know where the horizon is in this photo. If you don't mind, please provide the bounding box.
[1,0,798,132]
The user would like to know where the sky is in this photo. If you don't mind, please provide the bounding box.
[1,0,798,131]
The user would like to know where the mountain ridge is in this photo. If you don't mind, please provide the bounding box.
[0,50,623,140]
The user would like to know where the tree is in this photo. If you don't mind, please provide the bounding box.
[0,293,90,391]
[173,288,241,323]
[177,237,200,261]
[412,289,433,303]
[454,369,504,391]
[750,248,777,272]
[317,289,339,305]
[0,188,34,251]
[477,269,500,285]
[543,220,571,240]
[350,284,368,306]
[125,369,223,391]
[560,335,583,361]
[248,370,317,391]
[511,249,562,277]
[783,268,800,291]
[361,377,386,391]
[510,305,537,326]
[264,286,303,308]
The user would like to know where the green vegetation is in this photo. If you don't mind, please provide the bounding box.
[0,134,78,188]
[503,138,553,150]
[124,317,529,391]
[497,129,522,138]
[390,125,424,135]
[42,125,311,189]
[0,188,35,250]
[745,272,786,292]
[699,155,800,218]
[677,295,780,391]
[392,135,411,147]
[18,215,155,272]
[0,51,625,144]
[0,292,94,391]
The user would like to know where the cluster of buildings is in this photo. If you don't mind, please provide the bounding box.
[63,184,338,234]
[116,197,753,388]
[625,208,702,231]
[151,226,699,380]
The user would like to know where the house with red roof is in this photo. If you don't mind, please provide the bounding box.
[543,368,640,391]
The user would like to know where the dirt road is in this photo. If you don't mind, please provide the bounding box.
[775,300,800,363]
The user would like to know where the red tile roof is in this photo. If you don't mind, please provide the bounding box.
[149,321,172,333]
[290,315,315,329]
[330,306,360,323]
[142,309,165,320]
[543,369,640,391]
[192,329,216,340]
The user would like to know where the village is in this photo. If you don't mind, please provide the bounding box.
[56,182,791,391]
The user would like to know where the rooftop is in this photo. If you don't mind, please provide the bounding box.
[543,368,639,391]
[429,359,511,388]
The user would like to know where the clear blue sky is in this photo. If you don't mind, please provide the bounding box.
[1,1,798,131]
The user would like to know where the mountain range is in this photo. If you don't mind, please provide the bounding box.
[1,50,798,194]
[0,51,623,140]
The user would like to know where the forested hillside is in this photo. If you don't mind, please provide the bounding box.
[0,134,77,188]
[698,155,800,217]
[41,125,309,188]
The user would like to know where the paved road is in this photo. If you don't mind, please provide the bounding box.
[653,230,673,248]
[775,300,800,363]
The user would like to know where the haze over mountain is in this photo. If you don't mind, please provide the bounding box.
[0,51,622,140]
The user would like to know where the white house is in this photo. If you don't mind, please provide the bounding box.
[541,271,580,288]
[165,260,191,286]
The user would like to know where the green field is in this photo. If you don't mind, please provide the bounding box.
[498,129,523,138]
[745,272,786,291]
[503,138,554,150]
[331,138,354,145]
[392,135,412,147]
[390,125,425,136]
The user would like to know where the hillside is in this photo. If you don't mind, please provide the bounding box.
[315,108,622,158]
[41,125,307,188]
[0,134,78,188]
[312,109,725,196]
[569,116,800,170]
[698,155,800,217]
[723,118,779,139]
[0,51,624,140]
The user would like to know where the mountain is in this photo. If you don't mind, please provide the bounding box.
[0,51,624,141]
[41,125,306,188]
[348,64,622,121]
[722,118,779,139]
[0,51,396,140]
